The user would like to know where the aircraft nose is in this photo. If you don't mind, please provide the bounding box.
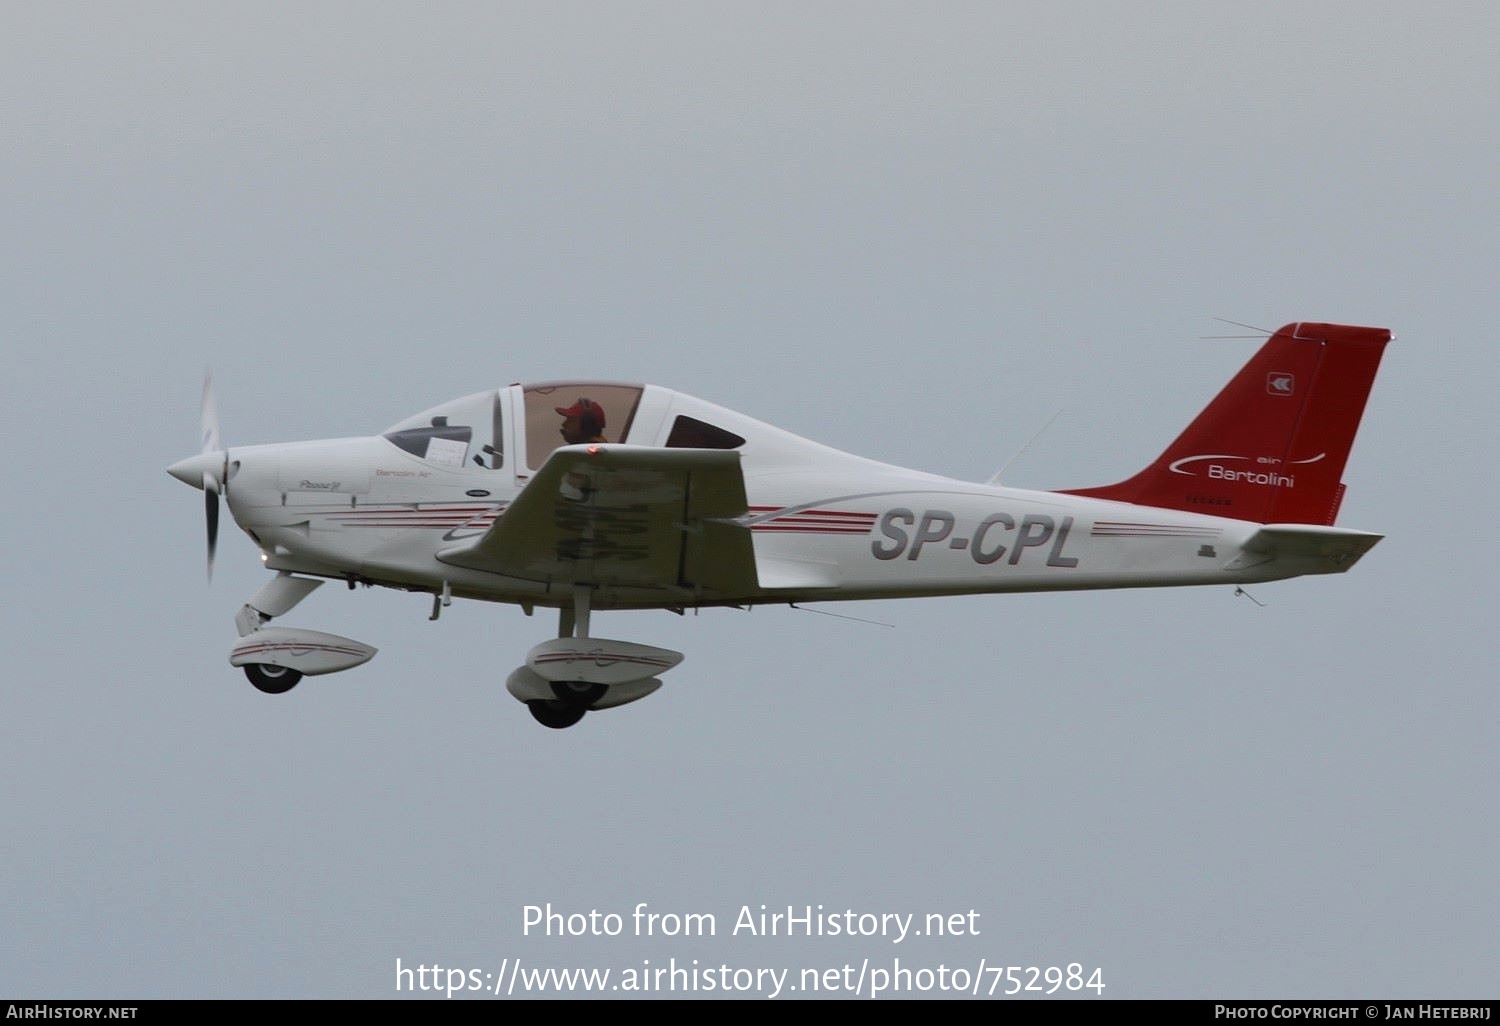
[167,452,221,490]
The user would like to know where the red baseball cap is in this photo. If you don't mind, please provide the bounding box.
[554,398,605,428]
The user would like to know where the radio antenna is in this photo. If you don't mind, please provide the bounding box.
[789,604,894,629]
[1201,316,1273,340]
[989,408,1063,485]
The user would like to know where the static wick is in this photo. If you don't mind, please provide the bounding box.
[1233,586,1267,608]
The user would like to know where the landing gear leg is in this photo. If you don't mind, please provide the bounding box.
[237,572,323,636]
[571,584,591,639]
[557,584,592,639]
[529,586,599,728]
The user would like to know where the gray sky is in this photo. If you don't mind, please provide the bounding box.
[3,3,1495,999]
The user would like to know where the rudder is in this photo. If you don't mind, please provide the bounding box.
[1061,322,1392,525]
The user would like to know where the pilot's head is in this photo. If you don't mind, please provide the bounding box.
[555,398,606,445]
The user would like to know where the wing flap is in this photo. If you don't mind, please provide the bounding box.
[436,445,755,592]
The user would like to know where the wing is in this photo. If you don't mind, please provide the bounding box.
[436,444,757,594]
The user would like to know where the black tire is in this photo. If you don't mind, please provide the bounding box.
[527,700,586,729]
[244,663,303,694]
[550,680,607,708]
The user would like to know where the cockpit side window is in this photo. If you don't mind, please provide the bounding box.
[523,383,644,469]
[383,418,474,467]
[665,415,745,450]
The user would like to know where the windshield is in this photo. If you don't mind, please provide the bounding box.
[380,390,501,469]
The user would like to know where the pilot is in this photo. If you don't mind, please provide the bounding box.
[555,398,608,445]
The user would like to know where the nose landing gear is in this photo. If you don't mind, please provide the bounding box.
[228,574,377,694]
[244,662,304,695]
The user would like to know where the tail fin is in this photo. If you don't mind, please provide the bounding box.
[1061,322,1392,525]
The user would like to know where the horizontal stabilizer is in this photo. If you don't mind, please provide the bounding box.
[1225,524,1383,575]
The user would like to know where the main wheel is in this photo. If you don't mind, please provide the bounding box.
[527,700,586,729]
[244,663,303,694]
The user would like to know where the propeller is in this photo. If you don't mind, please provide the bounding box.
[204,470,220,579]
[201,373,223,580]
[167,373,231,580]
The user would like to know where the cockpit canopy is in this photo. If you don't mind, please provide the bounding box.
[380,381,751,475]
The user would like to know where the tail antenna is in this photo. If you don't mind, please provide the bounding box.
[989,408,1063,485]
[1200,316,1275,340]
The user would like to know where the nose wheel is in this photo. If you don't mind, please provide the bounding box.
[244,663,303,694]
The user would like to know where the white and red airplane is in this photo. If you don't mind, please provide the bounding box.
[168,321,1391,728]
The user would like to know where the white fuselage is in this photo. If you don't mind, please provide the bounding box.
[220,382,1298,612]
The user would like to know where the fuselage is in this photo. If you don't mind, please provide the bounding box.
[217,381,1303,612]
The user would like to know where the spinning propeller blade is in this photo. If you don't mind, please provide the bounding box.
[201,371,221,454]
[204,472,220,581]
[200,372,225,580]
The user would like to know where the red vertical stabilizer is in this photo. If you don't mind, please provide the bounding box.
[1061,322,1391,525]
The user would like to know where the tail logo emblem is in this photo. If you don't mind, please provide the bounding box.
[1168,452,1326,489]
[1267,372,1295,396]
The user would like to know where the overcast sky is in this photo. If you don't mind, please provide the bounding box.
[3,3,1496,1000]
